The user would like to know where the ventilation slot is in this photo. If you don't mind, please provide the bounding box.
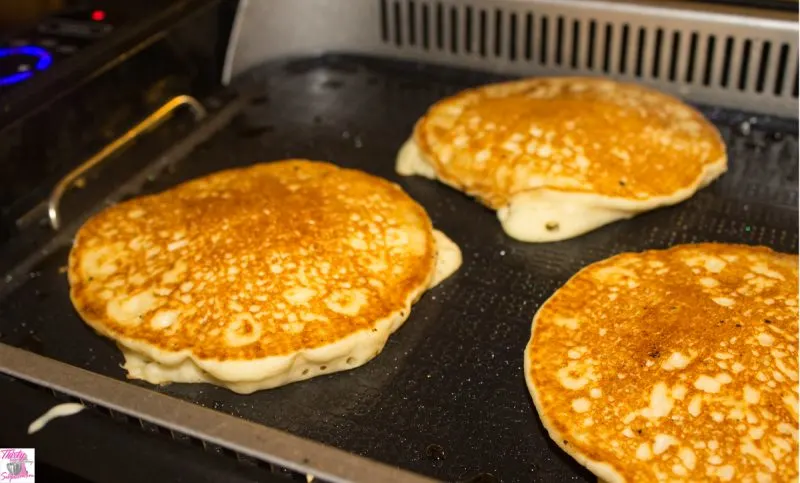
[755,42,771,93]
[464,6,474,53]
[650,29,663,79]
[634,27,647,78]
[539,16,549,65]
[667,31,680,81]
[450,6,459,53]
[523,13,533,60]
[508,13,518,61]
[393,1,403,46]
[569,20,580,68]
[435,3,444,50]
[407,0,417,46]
[586,20,597,70]
[493,9,503,57]
[702,35,717,86]
[619,24,631,74]
[554,16,564,66]
[601,23,612,73]
[720,36,735,88]
[738,40,752,91]
[421,3,430,49]
[478,9,487,57]
[380,0,389,42]
[685,32,699,83]
[776,43,799,98]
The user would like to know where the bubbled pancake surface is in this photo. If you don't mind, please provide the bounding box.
[414,77,727,209]
[525,244,798,483]
[68,160,438,391]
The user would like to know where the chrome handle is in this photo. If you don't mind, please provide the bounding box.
[47,95,207,230]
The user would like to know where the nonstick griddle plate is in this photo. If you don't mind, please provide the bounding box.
[0,56,797,483]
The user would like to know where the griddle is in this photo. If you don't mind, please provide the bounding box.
[0,53,797,482]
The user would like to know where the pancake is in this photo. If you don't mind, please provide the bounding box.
[525,243,798,482]
[396,77,727,242]
[68,160,462,393]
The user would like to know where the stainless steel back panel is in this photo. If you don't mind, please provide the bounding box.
[224,0,798,117]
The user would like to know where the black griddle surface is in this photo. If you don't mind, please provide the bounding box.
[0,55,797,483]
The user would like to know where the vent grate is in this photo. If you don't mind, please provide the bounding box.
[377,0,798,115]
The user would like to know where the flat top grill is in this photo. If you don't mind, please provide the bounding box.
[0,55,798,482]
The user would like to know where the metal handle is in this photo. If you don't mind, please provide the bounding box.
[47,95,207,230]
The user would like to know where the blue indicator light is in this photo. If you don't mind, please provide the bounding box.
[0,71,33,87]
[0,45,53,87]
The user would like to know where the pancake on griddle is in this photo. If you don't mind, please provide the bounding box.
[68,160,462,394]
[396,77,727,242]
[525,243,798,482]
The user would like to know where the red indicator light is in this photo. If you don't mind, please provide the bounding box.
[91,10,106,22]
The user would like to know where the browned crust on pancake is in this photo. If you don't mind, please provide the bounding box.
[526,243,798,482]
[69,160,436,365]
[414,77,727,209]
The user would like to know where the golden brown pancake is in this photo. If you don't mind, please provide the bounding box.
[397,77,727,242]
[525,243,798,482]
[68,160,462,393]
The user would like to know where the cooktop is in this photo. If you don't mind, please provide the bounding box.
[0,0,227,246]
